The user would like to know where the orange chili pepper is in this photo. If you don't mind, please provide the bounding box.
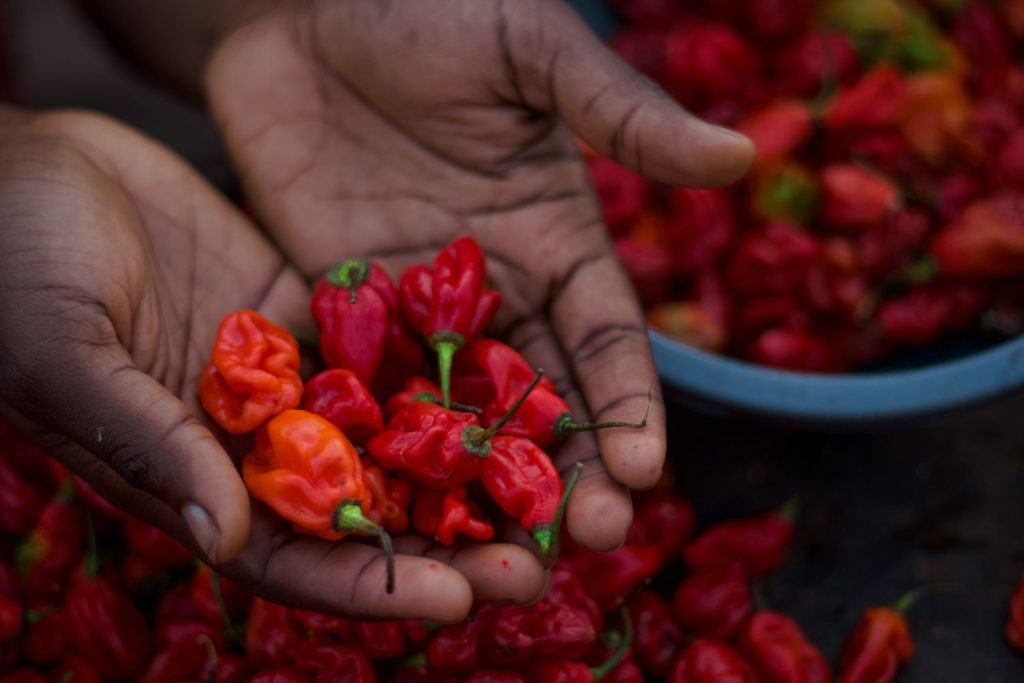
[198,310,303,435]
[361,456,412,534]
[242,410,394,592]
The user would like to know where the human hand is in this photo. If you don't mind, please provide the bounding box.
[205,0,754,550]
[0,109,546,620]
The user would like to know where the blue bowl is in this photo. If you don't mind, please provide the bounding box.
[651,331,1024,424]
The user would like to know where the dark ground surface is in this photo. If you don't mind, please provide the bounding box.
[12,0,1024,679]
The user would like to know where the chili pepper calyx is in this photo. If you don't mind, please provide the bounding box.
[325,259,371,303]
[430,335,465,408]
[894,587,927,614]
[197,633,218,683]
[332,501,396,593]
[461,426,493,458]
[551,391,651,440]
[532,462,584,559]
[413,391,482,414]
[592,607,633,680]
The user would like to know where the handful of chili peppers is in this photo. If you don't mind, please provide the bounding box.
[602,0,1024,373]
[0,422,929,682]
[197,236,648,593]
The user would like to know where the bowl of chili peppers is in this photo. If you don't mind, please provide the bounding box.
[575,0,1024,422]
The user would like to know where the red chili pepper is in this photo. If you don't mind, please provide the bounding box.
[383,377,443,421]
[627,493,695,562]
[191,565,250,630]
[664,20,759,114]
[856,209,931,278]
[726,223,820,297]
[752,163,819,226]
[157,582,203,625]
[0,454,43,536]
[198,310,303,434]
[878,285,985,346]
[929,194,1024,279]
[665,188,736,277]
[668,639,759,683]
[683,500,797,578]
[1007,574,1024,651]
[141,620,222,683]
[902,72,972,166]
[389,665,460,683]
[586,155,650,233]
[738,102,814,171]
[65,568,153,680]
[453,341,646,448]
[311,259,397,387]
[627,592,684,677]
[122,517,194,569]
[214,653,251,683]
[558,541,664,613]
[246,599,303,668]
[550,569,606,636]
[49,656,103,683]
[836,596,916,683]
[243,410,394,591]
[819,165,900,231]
[302,369,384,445]
[736,611,831,683]
[348,620,411,660]
[411,486,494,545]
[375,315,425,401]
[361,456,412,534]
[824,66,906,135]
[17,494,82,591]
[248,668,309,683]
[615,228,674,306]
[399,236,501,408]
[23,608,70,665]
[745,327,844,373]
[772,31,859,99]
[0,596,20,641]
[954,0,1012,97]
[465,672,527,683]
[293,640,376,682]
[672,572,752,640]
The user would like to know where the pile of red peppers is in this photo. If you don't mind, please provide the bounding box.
[600,0,1024,372]
[0,420,929,682]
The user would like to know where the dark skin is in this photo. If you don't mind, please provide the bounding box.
[6,0,753,620]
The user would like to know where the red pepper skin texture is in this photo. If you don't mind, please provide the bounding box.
[878,286,985,346]
[17,497,83,593]
[0,455,43,536]
[616,226,674,306]
[465,672,528,683]
[361,457,412,534]
[311,260,397,386]
[191,565,250,628]
[836,606,914,683]
[746,328,844,374]
[627,494,695,562]
[198,310,303,434]
[389,667,461,683]
[528,661,593,683]
[480,436,562,548]
[23,608,70,665]
[0,595,21,641]
[65,572,153,680]
[824,67,906,136]
[383,377,443,422]
[683,508,794,578]
[628,591,685,677]
[930,194,1024,279]
[585,154,650,232]
[141,620,223,683]
[49,657,103,683]
[664,20,758,114]
[726,223,820,298]
[303,369,384,444]
[820,165,899,231]
[666,188,737,277]
[558,541,664,613]
[293,640,376,683]
[248,669,310,683]
[669,639,760,683]
[366,402,488,490]
[738,102,814,171]
[672,572,752,640]
[214,654,252,683]
[246,599,303,668]
[122,517,194,569]
[736,611,831,683]
[773,31,858,98]
[412,486,494,545]
[1008,575,1024,651]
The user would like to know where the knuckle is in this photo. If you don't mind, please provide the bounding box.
[571,323,646,366]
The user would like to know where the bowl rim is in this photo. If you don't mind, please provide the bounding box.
[650,330,1024,421]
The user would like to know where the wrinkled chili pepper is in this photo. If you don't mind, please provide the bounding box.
[726,223,820,297]
[824,66,906,135]
[746,327,845,373]
[465,672,526,683]
[17,492,82,593]
[411,486,494,545]
[528,609,633,682]
[773,30,859,98]
[626,493,695,562]
[302,369,384,444]
[615,224,674,306]
[65,567,153,680]
[665,188,736,277]
[122,517,193,570]
[0,454,43,536]
[820,164,899,230]
[383,376,444,421]
[399,236,502,408]
[191,565,249,631]
[668,639,759,683]
[878,285,984,346]
[929,193,1024,279]
[248,668,309,683]
[836,594,917,683]
[738,101,814,171]
[293,640,375,682]
[664,20,759,114]
[558,540,664,613]
[1007,574,1024,651]
[672,571,752,640]
[198,310,302,434]
[361,456,412,534]
[246,599,303,668]
[453,340,647,448]
[141,620,222,683]
[683,499,798,578]
[736,610,831,683]
[627,591,684,677]
[585,154,650,232]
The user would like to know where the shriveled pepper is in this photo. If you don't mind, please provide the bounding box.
[672,572,752,640]
[246,599,302,668]
[1007,574,1024,651]
[668,639,759,683]
[198,310,302,434]
[382,377,480,422]
[302,369,384,444]
[558,541,664,613]
[292,640,375,682]
[412,486,494,545]
[836,594,916,683]
[141,620,222,683]
[528,608,633,682]
[683,500,797,578]
[627,494,695,562]
[242,410,395,592]
[311,259,397,387]
[361,456,412,534]
[399,236,502,408]
[736,611,831,683]
[627,591,685,678]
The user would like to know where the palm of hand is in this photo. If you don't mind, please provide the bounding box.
[205,0,752,551]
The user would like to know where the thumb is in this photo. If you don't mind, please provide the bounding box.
[512,0,754,187]
[6,338,250,565]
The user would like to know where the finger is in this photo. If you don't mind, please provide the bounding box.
[502,315,632,551]
[509,0,754,187]
[547,252,667,492]
[231,514,473,622]
[394,536,547,604]
[6,333,250,565]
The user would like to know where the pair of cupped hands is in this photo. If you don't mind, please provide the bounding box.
[0,0,752,621]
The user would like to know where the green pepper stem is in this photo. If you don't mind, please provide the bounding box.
[592,607,633,680]
[894,587,927,615]
[333,502,395,594]
[777,497,800,523]
[211,571,245,645]
[479,369,545,441]
[435,340,459,409]
[84,515,100,578]
[198,634,218,683]
[553,391,652,440]
[325,259,370,303]
[531,462,584,559]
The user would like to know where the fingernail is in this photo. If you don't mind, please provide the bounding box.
[711,124,747,139]
[182,502,219,563]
